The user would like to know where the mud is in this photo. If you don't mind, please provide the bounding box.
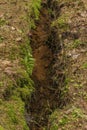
[26,2,65,130]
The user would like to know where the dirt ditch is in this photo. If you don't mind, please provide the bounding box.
[26,1,67,130]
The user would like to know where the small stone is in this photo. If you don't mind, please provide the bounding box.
[0,14,4,18]
[81,12,87,17]
[84,126,87,130]
[72,54,80,60]
[68,19,72,24]
[16,37,22,42]
[80,49,87,53]
[11,26,16,31]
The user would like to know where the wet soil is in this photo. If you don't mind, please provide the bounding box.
[26,2,66,129]
[26,6,57,130]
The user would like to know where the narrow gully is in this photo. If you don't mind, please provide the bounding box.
[25,1,66,130]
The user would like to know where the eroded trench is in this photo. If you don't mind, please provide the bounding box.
[26,1,67,130]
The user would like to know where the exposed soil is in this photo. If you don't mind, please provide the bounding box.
[0,0,38,130]
[26,5,62,130]
[26,6,53,129]
[26,1,87,129]
[0,0,87,130]
[0,0,65,130]
[25,1,68,128]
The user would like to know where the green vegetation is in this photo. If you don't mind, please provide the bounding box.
[28,0,42,29]
[0,0,87,130]
[0,35,4,43]
[82,62,87,69]
[73,39,81,48]
[72,39,87,48]
[48,0,87,129]
[49,106,86,130]
[0,0,42,130]
[0,97,29,130]
[0,126,4,130]
[32,0,42,20]
[51,14,69,31]
[59,115,69,127]
[0,18,6,26]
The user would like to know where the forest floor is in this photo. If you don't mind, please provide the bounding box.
[27,5,57,130]
[48,0,87,130]
[0,0,33,130]
[0,0,30,98]
[27,0,87,130]
[0,0,87,130]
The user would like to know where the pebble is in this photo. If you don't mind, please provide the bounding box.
[16,37,22,42]
[0,14,4,18]
[72,54,80,60]
[11,26,16,31]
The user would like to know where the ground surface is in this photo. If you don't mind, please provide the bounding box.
[0,0,87,130]
[49,0,87,130]
[0,0,33,130]
[28,6,54,129]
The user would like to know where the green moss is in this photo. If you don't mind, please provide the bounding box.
[82,62,87,69]
[50,124,59,130]
[0,81,3,87]
[0,98,29,130]
[31,0,42,20]
[49,106,86,130]
[51,14,69,31]
[17,85,34,101]
[14,39,35,101]
[0,126,4,130]
[0,18,6,26]
[71,107,84,119]
[0,1,37,130]
[0,36,4,43]
[58,115,69,126]
[29,0,42,29]
[19,38,34,73]
[7,105,19,124]
[72,39,87,48]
